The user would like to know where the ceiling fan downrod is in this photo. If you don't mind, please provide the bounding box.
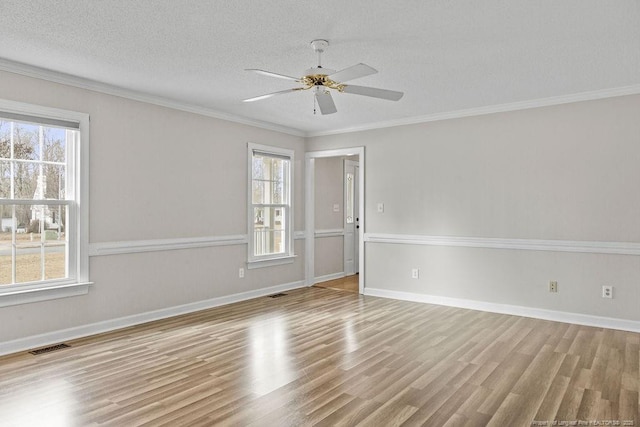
[310,39,329,68]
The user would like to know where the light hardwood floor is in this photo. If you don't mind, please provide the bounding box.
[0,287,638,426]
[314,275,359,293]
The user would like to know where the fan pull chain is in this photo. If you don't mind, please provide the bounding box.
[313,94,317,115]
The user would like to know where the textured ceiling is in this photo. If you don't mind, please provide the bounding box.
[0,1,639,135]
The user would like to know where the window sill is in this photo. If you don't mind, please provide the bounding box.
[0,281,93,308]
[247,255,297,269]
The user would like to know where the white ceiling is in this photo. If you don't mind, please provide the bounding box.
[1,1,639,136]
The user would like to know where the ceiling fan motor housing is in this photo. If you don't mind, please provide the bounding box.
[304,66,336,78]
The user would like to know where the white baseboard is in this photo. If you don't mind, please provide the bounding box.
[0,280,304,356]
[314,272,346,284]
[364,287,640,333]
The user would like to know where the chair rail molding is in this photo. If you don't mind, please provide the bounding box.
[89,234,248,256]
[364,233,640,256]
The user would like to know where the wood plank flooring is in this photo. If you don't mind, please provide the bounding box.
[0,287,638,426]
[314,275,359,293]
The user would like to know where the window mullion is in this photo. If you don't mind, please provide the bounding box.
[10,122,14,199]
[11,205,16,284]
[0,199,71,206]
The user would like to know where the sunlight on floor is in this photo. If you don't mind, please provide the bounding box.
[1,378,74,426]
[249,316,296,396]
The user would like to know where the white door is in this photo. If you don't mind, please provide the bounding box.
[344,160,359,275]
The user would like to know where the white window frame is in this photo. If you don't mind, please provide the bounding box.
[0,99,90,307]
[247,143,295,269]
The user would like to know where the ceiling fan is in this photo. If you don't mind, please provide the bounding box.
[243,39,404,115]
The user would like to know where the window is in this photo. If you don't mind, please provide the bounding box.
[248,143,294,267]
[0,100,89,306]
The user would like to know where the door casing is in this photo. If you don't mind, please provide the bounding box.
[305,147,365,294]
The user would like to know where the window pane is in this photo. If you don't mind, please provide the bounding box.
[0,121,11,159]
[14,205,32,232]
[0,160,10,198]
[252,155,289,203]
[252,181,265,204]
[44,243,66,280]
[12,123,39,161]
[43,165,66,200]
[13,162,38,199]
[0,203,68,285]
[0,234,10,285]
[272,178,284,204]
[253,207,286,256]
[252,155,265,180]
[42,128,66,163]
[16,245,43,283]
[31,204,65,236]
[253,207,286,229]
[273,207,285,230]
[253,229,285,256]
[253,207,264,227]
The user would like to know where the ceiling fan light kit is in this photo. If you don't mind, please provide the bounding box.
[243,39,404,115]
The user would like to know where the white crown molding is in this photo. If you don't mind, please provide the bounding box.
[0,58,305,137]
[0,280,305,357]
[364,287,640,333]
[364,233,640,256]
[315,228,345,238]
[4,59,639,140]
[89,234,248,256]
[307,84,640,137]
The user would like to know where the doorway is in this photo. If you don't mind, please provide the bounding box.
[305,147,365,294]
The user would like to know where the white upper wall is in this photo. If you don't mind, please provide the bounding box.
[309,94,640,242]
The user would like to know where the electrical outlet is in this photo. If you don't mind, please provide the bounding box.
[549,281,558,293]
[333,203,340,212]
[602,285,613,298]
[239,267,245,278]
[411,268,419,279]
[377,203,384,213]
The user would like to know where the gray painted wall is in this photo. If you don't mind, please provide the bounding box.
[314,157,344,279]
[308,94,640,322]
[0,70,306,343]
[2,68,638,348]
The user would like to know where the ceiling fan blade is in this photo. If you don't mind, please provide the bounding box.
[243,88,301,103]
[245,69,300,82]
[329,63,377,83]
[315,90,337,115]
[341,84,404,101]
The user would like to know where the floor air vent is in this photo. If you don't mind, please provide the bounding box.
[29,343,70,355]
[268,293,288,298]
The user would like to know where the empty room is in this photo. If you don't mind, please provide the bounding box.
[0,1,639,426]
